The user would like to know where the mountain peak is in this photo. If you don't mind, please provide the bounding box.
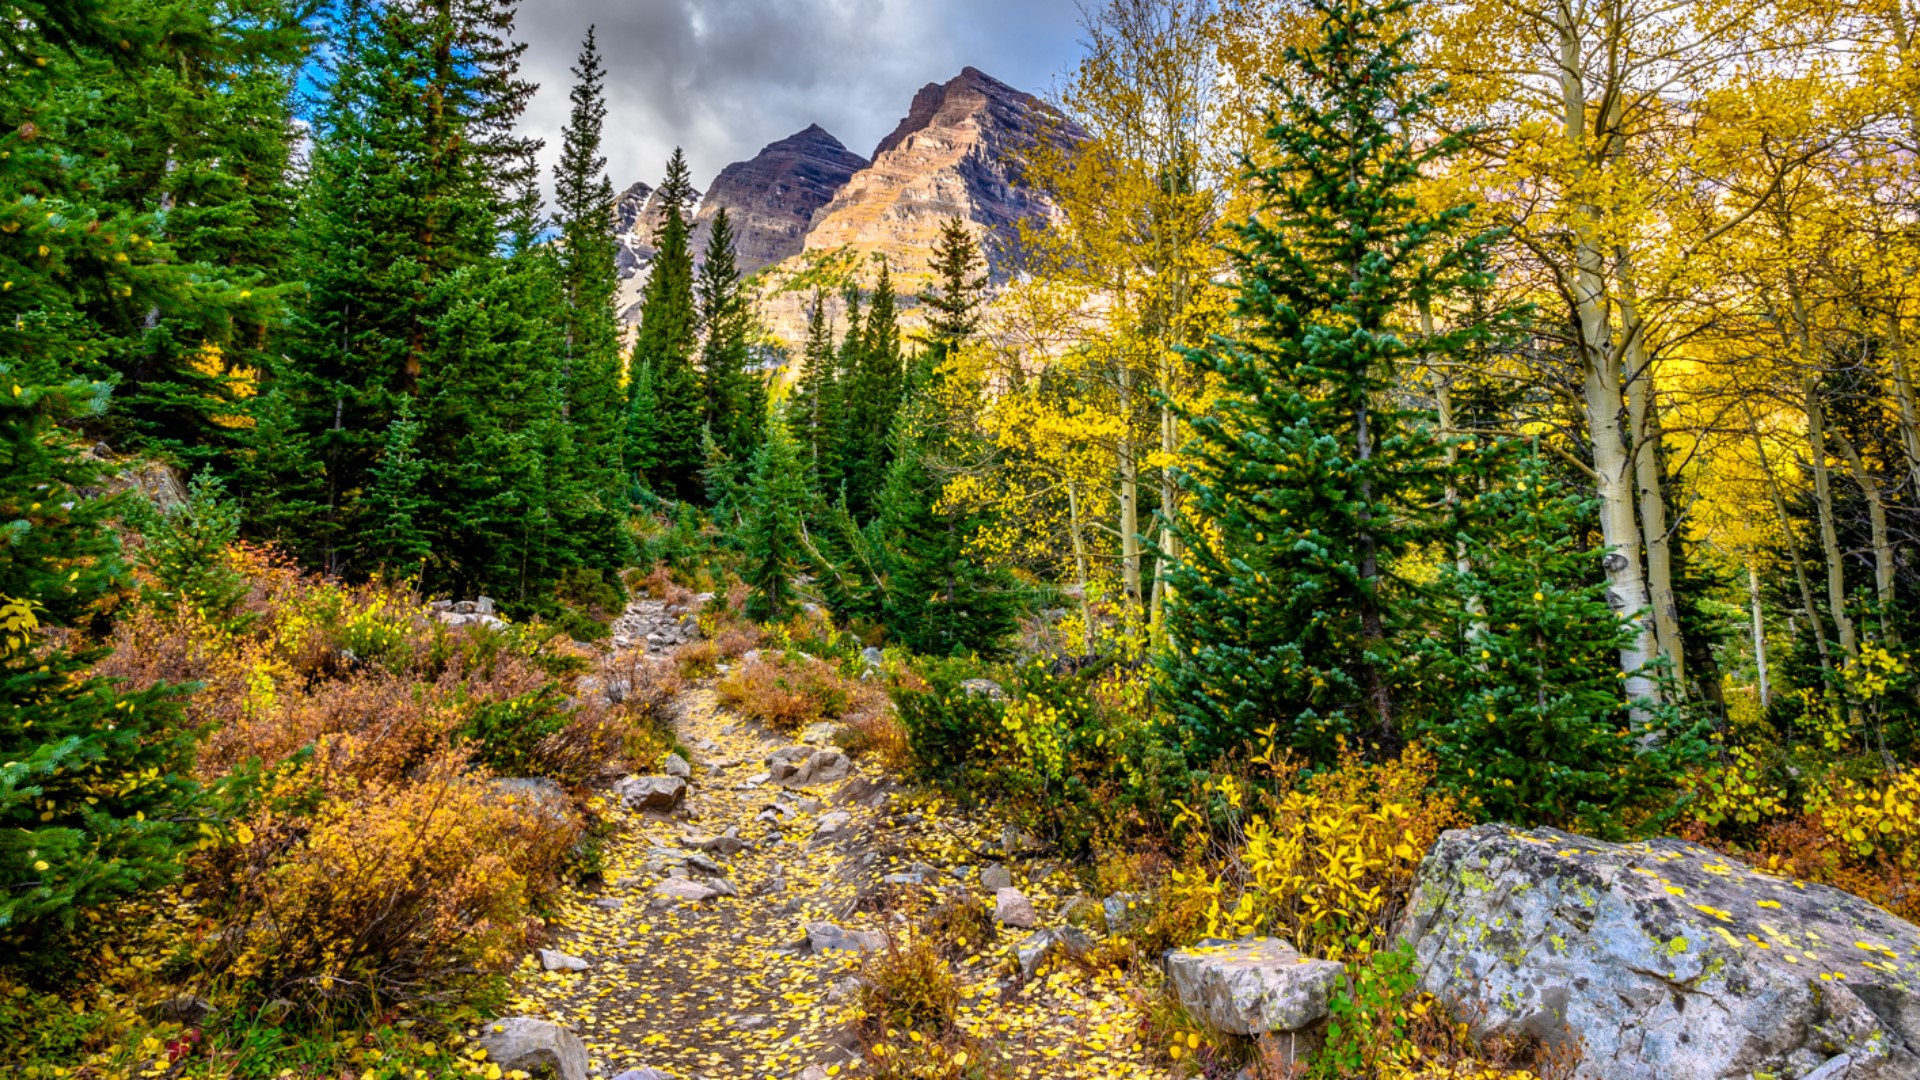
[872,67,1037,160]
[687,124,869,276]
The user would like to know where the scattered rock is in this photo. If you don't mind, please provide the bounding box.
[1062,896,1105,931]
[140,993,214,1027]
[590,897,623,910]
[490,777,573,826]
[799,721,839,746]
[767,746,852,788]
[798,1066,830,1080]
[652,878,720,904]
[806,921,889,954]
[613,774,687,810]
[980,864,1014,891]
[471,1017,590,1080]
[1164,937,1345,1037]
[538,948,590,972]
[994,887,1037,929]
[1103,893,1146,934]
[815,811,852,836]
[1397,824,1920,1080]
[610,1069,674,1080]
[1016,926,1094,979]
[861,646,884,668]
[959,678,1007,701]
[687,829,751,856]
[663,753,692,779]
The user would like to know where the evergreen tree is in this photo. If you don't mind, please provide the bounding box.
[629,149,703,501]
[0,372,194,955]
[1158,0,1492,761]
[842,263,905,519]
[742,412,807,622]
[363,397,432,577]
[1415,448,1707,830]
[550,24,632,574]
[133,471,250,631]
[699,208,761,466]
[791,290,838,494]
[232,386,325,559]
[873,225,1019,654]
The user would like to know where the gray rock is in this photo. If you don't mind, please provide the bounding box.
[690,830,751,857]
[1017,926,1094,979]
[799,721,839,746]
[1103,893,1146,934]
[537,948,589,972]
[1062,896,1105,931]
[815,810,852,836]
[471,1017,589,1080]
[663,753,692,779]
[685,852,722,874]
[798,1066,830,1080]
[1164,937,1345,1037]
[806,921,889,954]
[861,647,884,667]
[590,897,623,910]
[766,746,852,788]
[980,864,1014,891]
[474,596,495,615]
[490,777,573,826]
[652,878,720,904]
[1397,824,1920,1080]
[959,678,1007,701]
[994,887,1037,929]
[613,774,686,810]
[610,1069,674,1080]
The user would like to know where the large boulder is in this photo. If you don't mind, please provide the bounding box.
[1164,937,1346,1037]
[471,1017,589,1080]
[1397,825,1920,1080]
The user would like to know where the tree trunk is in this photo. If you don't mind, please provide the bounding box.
[1834,431,1896,638]
[1117,351,1142,618]
[1885,311,1920,498]
[1619,272,1685,685]
[1804,373,1860,661]
[1749,562,1771,709]
[1555,10,1659,709]
[1069,480,1095,657]
[1744,402,1833,679]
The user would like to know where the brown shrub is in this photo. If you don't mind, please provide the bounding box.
[599,647,686,717]
[712,624,764,660]
[204,753,579,1011]
[715,654,889,735]
[672,639,720,678]
[635,564,695,606]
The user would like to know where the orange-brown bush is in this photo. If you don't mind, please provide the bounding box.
[95,546,603,1009]
[716,653,890,735]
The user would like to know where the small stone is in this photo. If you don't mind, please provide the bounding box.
[590,897,623,910]
[815,810,852,836]
[799,721,838,745]
[959,678,1007,701]
[472,1017,590,1080]
[994,887,1037,928]
[861,646,884,667]
[798,1066,830,1080]
[1016,926,1094,979]
[686,852,722,874]
[1103,893,1146,934]
[663,753,692,779]
[980,863,1014,891]
[139,994,215,1027]
[538,948,590,972]
[613,774,686,810]
[806,921,889,954]
[610,1069,674,1080]
[1062,896,1106,931]
[652,878,719,904]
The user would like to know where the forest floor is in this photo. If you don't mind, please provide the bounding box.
[498,679,1158,1080]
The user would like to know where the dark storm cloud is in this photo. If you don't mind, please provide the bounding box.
[510,0,1085,199]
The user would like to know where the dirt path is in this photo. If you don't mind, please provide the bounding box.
[501,682,1157,1079]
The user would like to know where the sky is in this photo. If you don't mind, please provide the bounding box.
[510,0,1089,199]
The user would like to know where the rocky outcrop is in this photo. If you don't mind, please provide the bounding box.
[801,67,1080,287]
[766,745,852,788]
[610,593,710,655]
[689,125,867,277]
[1397,824,1920,1080]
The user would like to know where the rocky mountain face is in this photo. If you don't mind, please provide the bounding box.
[689,125,868,277]
[802,67,1077,288]
[616,66,1079,345]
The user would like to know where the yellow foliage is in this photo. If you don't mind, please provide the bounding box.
[1171,744,1466,960]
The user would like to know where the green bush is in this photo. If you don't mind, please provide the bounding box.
[456,687,570,774]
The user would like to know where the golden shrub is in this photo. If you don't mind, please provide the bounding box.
[1170,744,1467,960]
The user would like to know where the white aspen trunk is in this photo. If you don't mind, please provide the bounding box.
[1749,563,1771,709]
[1555,13,1658,709]
[1885,311,1920,498]
[1835,433,1896,630]
[1619,273,1685,685]
[1069,480,1095,657]
[1117,351,1142,616]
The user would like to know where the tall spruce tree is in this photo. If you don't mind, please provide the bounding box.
[550,24,631,575]
[699,208,761,467]
[791,290,839,495]
[842,263,905,519]
[1158,0,1495,761]
[742,412,807,621]
[629,149,703,501]
[874,222,1019,654]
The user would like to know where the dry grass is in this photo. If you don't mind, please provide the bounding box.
[715,653,891,736]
